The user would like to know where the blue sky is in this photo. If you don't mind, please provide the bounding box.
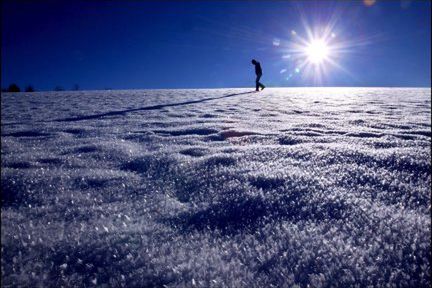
[1,0,430,90]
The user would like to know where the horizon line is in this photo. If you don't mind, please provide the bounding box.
[1,86,431,93]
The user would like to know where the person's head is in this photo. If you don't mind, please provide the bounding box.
[251,59,257,65]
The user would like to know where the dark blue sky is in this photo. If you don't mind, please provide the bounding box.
[2,0,430,90]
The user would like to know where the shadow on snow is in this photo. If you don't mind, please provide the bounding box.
[53,91,256,122]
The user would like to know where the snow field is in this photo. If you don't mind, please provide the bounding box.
[1,88,431,287]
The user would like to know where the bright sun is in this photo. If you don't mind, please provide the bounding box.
[305,39,329,64]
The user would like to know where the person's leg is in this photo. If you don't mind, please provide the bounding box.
[256,75,261,91]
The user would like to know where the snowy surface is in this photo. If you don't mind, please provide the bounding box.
[1,88,431,287]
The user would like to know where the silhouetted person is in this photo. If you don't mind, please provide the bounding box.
[251,59,265,91]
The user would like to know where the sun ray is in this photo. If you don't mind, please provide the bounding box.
[278,18,347,84]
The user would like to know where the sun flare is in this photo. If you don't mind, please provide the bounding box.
[277,5,363,85]
[305,39,329,64]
